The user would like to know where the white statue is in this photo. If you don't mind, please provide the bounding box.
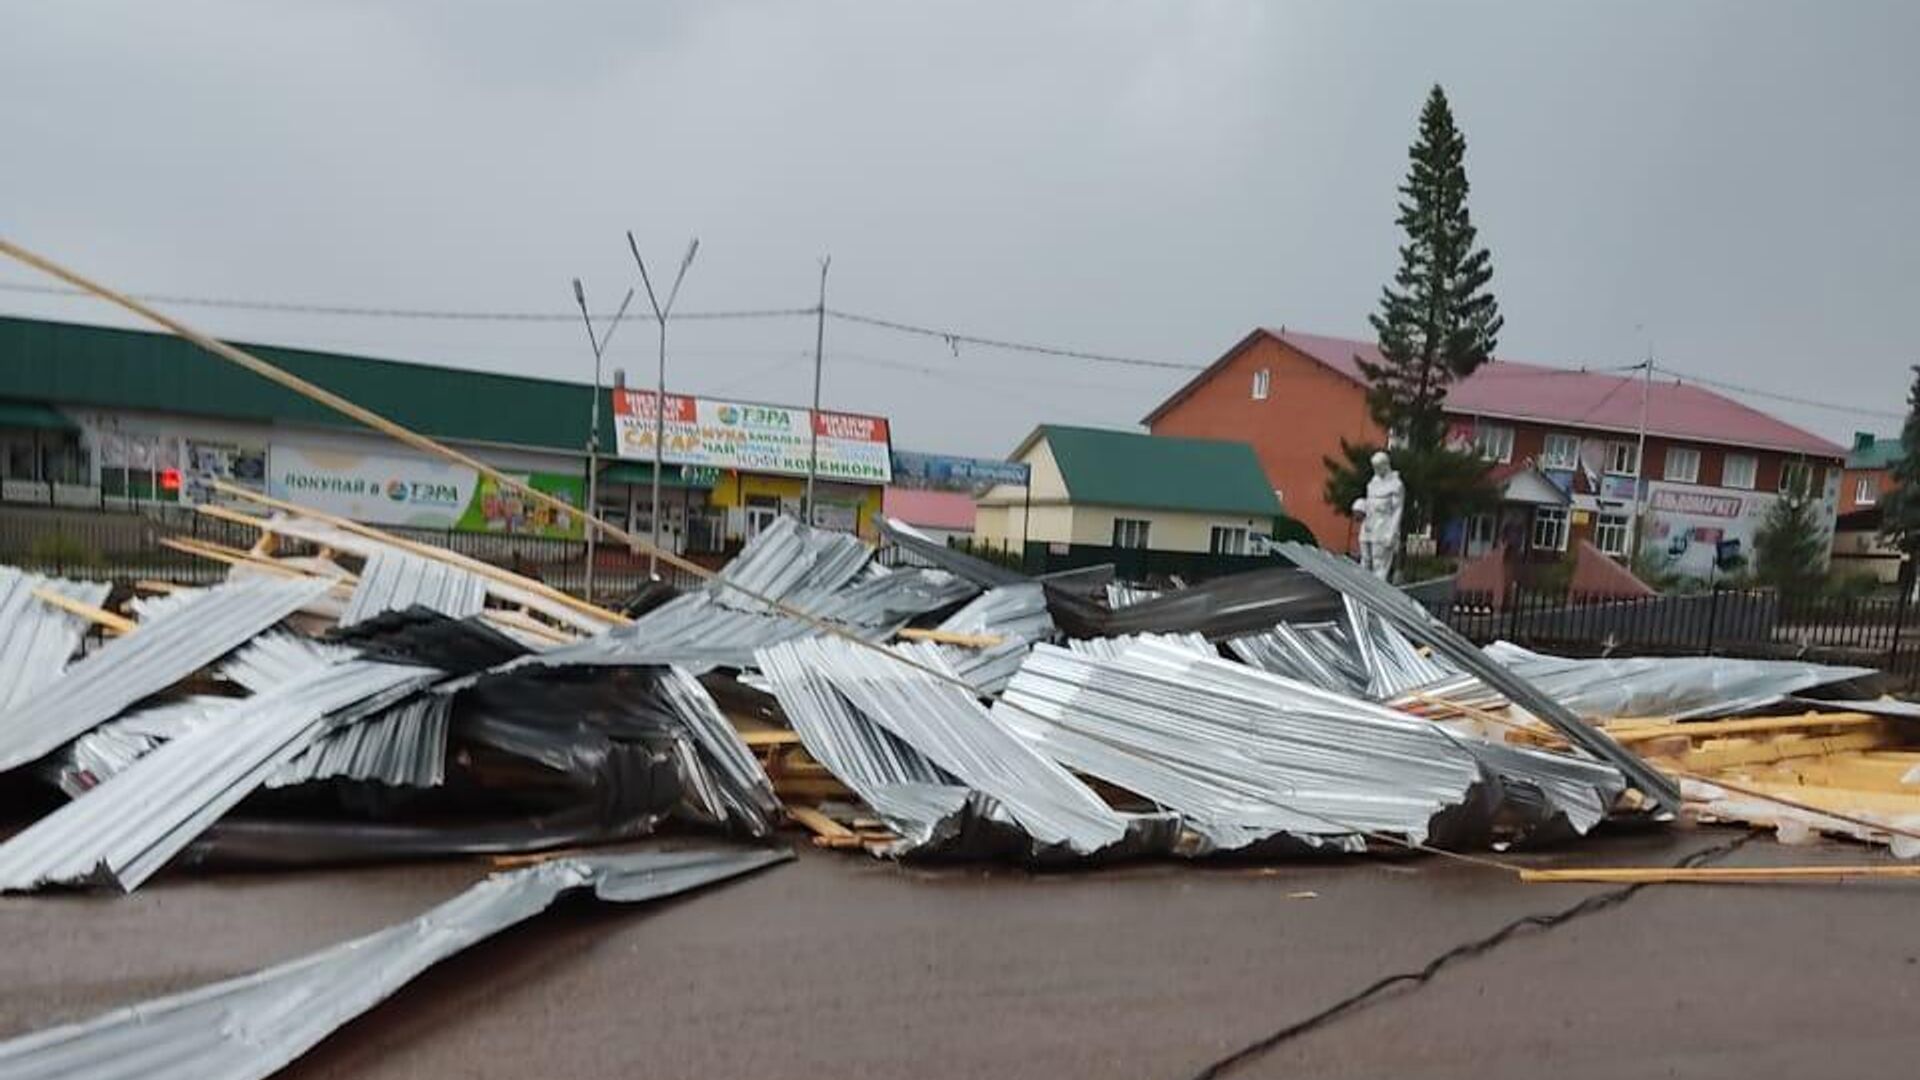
[1357,451,1403,580]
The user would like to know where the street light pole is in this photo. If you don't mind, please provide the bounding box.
[804,255,830,525]
[570,279,634,603]
[627,232,700,579]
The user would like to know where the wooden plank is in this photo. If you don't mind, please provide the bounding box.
[1662,729,1893,771]
[160,537,356,592]
[1608,712,1884,744]
[32,586,136,635]
[786,805,856,842]
[897,628,1005,648]
[479,608,579,644]
[205,485,631,628]
[1520,864,1920,884]
[738,729,804,748]
[133,579,185,594]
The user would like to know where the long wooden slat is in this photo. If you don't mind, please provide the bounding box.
[1520,864,1920,884]
[32,586,136,635]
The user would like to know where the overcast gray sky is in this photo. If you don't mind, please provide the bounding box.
[2,1,1914,458]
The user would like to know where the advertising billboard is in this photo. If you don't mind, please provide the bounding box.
[268,445,584,538]
[610,390,892,484]
[889,450,1030,494]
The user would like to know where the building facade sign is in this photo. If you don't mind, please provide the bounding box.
[610,390,892,484]
[267,444,584,537]
[889,450,1030,494]
[1641,478,1835,579]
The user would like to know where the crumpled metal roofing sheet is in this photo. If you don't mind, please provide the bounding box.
[0,577,333,774]
[1278,542,1681,813]
[255,512,619,633]
[935,583,1055,695]
[339,547,489,627]
[0,657,431,892]
[712,514,871,613]
[997,637,1625,850]
[43,696,231,798]
[1409,640,1879,722]
[0,566,111,709]
[0,847,791,1080]
[758,637,1129,854]
[221,631,357,692]
[266,693,451,789]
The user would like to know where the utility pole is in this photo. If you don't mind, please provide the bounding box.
[570,279,634,603]
[1628,345,1653,560]
[627,232,700,578]
[804,256,831,525]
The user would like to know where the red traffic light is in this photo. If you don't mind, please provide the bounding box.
[159,467,182,492]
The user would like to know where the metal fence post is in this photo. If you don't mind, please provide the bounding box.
[1703,586,1719,656]
[1889,582,1910,674]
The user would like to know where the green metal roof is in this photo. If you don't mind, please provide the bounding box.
[1846,434,1904,470]
[1028,424,1284,517]
[0,315,610,454]
[0,399,77,431]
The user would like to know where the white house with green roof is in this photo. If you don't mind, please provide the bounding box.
[972,424,1307,558]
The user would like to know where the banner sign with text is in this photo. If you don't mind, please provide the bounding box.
[268,444,584,537]
[610,390,892,484]
[889,450,1030,494]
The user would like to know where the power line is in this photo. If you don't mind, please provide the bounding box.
[824,308,1200,371]
[0,280,811,324]
[1652,362,1903,421]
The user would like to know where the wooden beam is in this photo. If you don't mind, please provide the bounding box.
[786,806,856,842]
[1520,864,1920,884]
[207,484,631,628]
[738,729,804,748]
[132,579,185,594]
[32,586,136,635]
[160,536,356,592]
[1661,729,1894,772]
[1607,712,1885,744]
[897,627,1006,648]
[478,608,578,644]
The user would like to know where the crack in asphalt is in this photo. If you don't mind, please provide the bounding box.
[1180,833,1755,1080]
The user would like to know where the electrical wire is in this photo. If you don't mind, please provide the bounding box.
[1653,363,1902,421]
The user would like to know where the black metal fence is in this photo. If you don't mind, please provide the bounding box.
[0,503,706,601]
[1430,585,1920,677]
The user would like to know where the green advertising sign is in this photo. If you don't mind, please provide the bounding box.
[455,471,587,539]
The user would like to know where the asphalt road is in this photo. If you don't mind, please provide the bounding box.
[2,826,1916,1079]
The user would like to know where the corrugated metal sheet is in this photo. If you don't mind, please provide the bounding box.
[0,566,110,709]
[267,693,451,789]
[0,658,431,892]
[758,637,1129,854]
[997,636,1625,851]
[221,631,357,692]
[1404,641,1878,722]
[0,846,790,1080]
[44,696,232,798]
[1278,542,1682,813]
[339,547,488,627]
[0,577,333,774]
[935,583,1054,695]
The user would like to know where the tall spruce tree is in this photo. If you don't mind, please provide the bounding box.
[1879,365,1920,559]
[1360,85,1504,449]
[1753,466,1827,599]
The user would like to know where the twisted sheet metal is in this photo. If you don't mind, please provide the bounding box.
[267,693,451,789]
[0,577,333,774]
[339,547,489,627]
[0,567,110,709]
[0,847,790,1080]
[937,583,1055,695]
[1104,582,1162,609]
[712,515,870,613]
[255,512,619,633]
[758,637,1128,854]
[997,637,1624,851]
[221,632,357,692]
[44,697,232,798]
[1405,641,1880,722]
[1279,542,1681,813]
[1227,621,1366,694]
[0,658,431,892]
[755,640,971,850]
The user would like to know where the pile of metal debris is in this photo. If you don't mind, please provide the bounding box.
[6,501,1917,883]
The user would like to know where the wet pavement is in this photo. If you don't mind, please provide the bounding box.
[3,826,1917,1079]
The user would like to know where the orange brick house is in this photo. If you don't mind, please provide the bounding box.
[1146,328,1846,580]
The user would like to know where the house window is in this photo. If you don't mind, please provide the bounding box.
[1722,453,1757,490]
[1112,518,1150,549]
[1593,512,1631,556]
[1251,368,1270,400]
[1856,476,1879,506]
[1540,433,1580,470]
[1780,460,1814,497]
[1474,423,1514,464]
[1530,506,1569,551]
[1209,525,1249,555]
[1604,441,1639,476]
[1663,446,1701,484]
